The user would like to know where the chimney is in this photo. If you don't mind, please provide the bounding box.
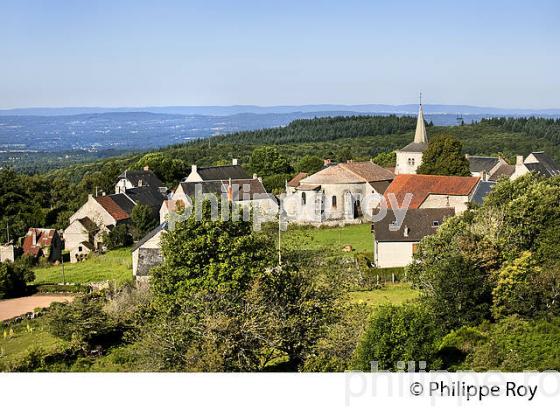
[138,179,143,187]
[253,173,258,180]
[323,159,332,166]
[232,158,238,165]
[516,155,524,166]
[227,178,233,202]
[403,225,409,237]
[143,165,149,171]
[481,170,487,181]
[191,164,198,174]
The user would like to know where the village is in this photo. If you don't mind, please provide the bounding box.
[2,103,559,280]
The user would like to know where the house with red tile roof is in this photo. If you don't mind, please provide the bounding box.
[22,228,63,263]
[384,174,480,214]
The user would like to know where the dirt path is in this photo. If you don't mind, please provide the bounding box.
[0,295,74,321]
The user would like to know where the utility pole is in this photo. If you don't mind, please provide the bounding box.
[6,221,9,243]
[61,253,65,284]
[278,213,282,266]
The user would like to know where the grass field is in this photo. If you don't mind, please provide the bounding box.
[283,223,373,256]
[32,247,132,285]
[348,283,420,307]
[0,319,63,362]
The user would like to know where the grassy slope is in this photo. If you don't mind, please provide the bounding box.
[348,284,419,307]
[283,224,373,256]
[0,319,63,363]
[32,247,132,285]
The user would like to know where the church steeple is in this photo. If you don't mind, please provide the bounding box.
[414,96,428,144]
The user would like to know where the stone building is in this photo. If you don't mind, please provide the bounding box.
[132,223,167,278]
[510,152,560,180]
[395,104,428,175]
[115,166,166,194]
[22,228,63,263]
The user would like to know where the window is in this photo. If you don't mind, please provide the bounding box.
[78,246,83,252]
[301,192,306,205]
[408,158,415,166]
[331,195,337,208]
[432,220,440,227]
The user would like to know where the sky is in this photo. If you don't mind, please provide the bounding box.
[1,0,559,109]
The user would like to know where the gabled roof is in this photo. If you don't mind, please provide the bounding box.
[195,165,250,181]
[526,152,560,177]
[489,163,515,181]
[384,174,480,209]
[118,169,164,188]
[95,195,132,221]
[288,172,308,187]
[126,186,166,210]
[373,208,455,242]
[301,161,394,185]
[179,178,269,201]
[467,156,501,173]
[22,228,58,257]
[470,181,496,205]
[397,142,428,153]
[132,222,168,252]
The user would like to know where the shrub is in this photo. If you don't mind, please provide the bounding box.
[352,304,443,371]
[0,261,35,299]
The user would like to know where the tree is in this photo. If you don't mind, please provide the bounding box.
[416,134,470,176]
[296,155,324,174]
[135,152,186,185]
[249,146,292,177]
[0,262,35,299]
[352,304,443,371]
[371,151,396,167]
[131,203,159,240]
[102,224,132,249]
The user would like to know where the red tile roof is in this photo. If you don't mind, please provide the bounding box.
[95,196,130,221]
[22,228,56,257]
[287,172,308,187]
[384,174,480,209]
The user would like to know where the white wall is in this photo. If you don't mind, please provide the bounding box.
[395,151,424,175]
[63,220,91,252]
[374,241,416,268]
[69,196,117,228]
[420,194,470,214]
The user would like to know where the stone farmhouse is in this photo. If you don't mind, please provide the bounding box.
[115,166,167,194]
[372,208,455,268]
[466,155,515,181]
[284,161,394,224]
[511,152,560,180]
[132,222,167,278]
[22,228,63,263]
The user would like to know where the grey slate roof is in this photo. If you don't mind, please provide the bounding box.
[108,193,136,216]
[118,169,164,188]
[397,142,428,153]
[527,152,560,177]
[470,181,496,205]
[489,163,515,181]
[179,179,269,201]
[195,165,250,181]
[131,222,168,252]
[467,156,501,173]
[373,208,455,242]
[126,186,166,211]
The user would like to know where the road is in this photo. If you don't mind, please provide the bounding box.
[0,295,74,321]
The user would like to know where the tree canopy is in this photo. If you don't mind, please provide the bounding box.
[416,134,471,176]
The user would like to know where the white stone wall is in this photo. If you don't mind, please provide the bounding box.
[0,245,14,263]
[420,194,470,214]
[374,241,416,268]
[69,196,117,229]
[395,151,424,175]
[114,179,134,194]
[132,230,164,276]
[63,220,92,252]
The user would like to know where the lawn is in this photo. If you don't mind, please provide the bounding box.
[0,319,63,362]
[32,247,133,285]
[283,223,373,256]
[348,283,420,308]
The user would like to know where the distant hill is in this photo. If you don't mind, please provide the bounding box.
[2,104,560,117]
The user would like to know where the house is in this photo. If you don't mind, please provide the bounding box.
[395,103,428,175]
[63,217,99,262]
[22,228,63,263]
[0,243,15,263]
[284,161,394,224]
[161,177,278,223]
[466,155,514,181]
[184,159,250,182]
[132,223,167,278]
[286,172,308,194]
[383,174,480,214]
[115,166,166,194]
[66,185,165,258]
[373,208,455,268]
[511,152,560,180]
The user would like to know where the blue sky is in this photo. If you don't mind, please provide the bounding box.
[1,0,559,109]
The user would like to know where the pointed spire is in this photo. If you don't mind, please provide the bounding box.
[414,99,428,144]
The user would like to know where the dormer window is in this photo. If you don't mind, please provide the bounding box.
[432,220,440,227]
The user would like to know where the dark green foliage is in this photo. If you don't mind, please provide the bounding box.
[262,173,291,194]
[46,296,122,348]
[249,146,292,177]
[0,262,35,299]
[135,152,186,185]
[130,203,159,240]
[352,304,443,371]
[102,224,133,250]
[416,134,471,176]
[295,155,324,174]
[443,317,560,371]
[371,151,396,167]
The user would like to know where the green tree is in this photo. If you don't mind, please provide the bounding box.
[371,151,396,167]
[136,152,186,185]
[131,203,159,240]
[102,224,132,250]
[295,155,324,174]
[0,262,35,299]
[249,146,292,177]
[416,134,470,176]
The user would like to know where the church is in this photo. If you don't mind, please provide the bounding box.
[395,103,428,175]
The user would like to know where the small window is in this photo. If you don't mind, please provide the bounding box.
[332,196,337,208]
[301,192,306,206]
[78,246,83,252]
[408,158,415,166]
[432,220,440,227]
